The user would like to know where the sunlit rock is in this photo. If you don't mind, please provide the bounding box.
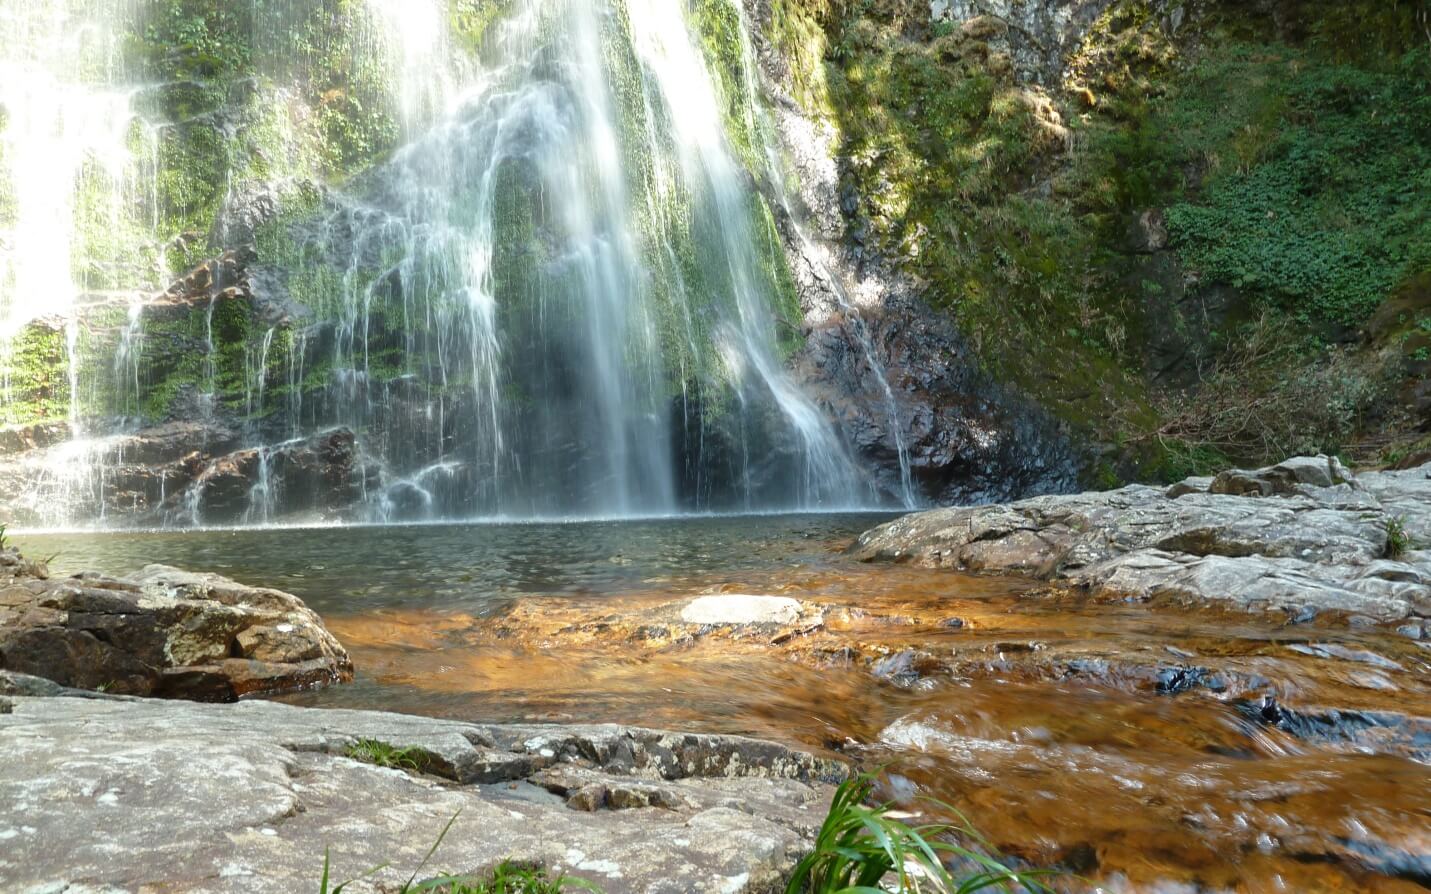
[852,456,1431,621]
[680,594,802,626]
[0,695,840,893]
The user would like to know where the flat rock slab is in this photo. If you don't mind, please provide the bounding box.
[850,456,1431,622]
[0,693,843,893]
[681,595,802,626]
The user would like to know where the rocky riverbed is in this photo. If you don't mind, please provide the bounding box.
[2,458,1429,892]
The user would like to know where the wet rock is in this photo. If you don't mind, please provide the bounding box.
[680,594,802,626]
[1239,698,1431,762]
[0,695,838,894]
[1155,665,1226,695]
[793,306,1077,506]
[181,428,375,524]
[1285,643,1403,671]
[851,456,1431,622]
[870,649,944,687]
[0,548,351,699]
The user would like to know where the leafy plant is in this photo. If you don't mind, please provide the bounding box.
[1385,516,1411,558]
[0,522,7,550]
[786,773,1056,894]
[344,738,430,772]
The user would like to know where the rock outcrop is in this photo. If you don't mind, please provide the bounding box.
[0,549,352,699]
[742,0,1078,506]
[850,456,1431,621]
[0,692,841,893]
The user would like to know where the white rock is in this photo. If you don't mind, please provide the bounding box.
[681,595,801,626]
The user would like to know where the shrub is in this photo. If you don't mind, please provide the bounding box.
[1385,516,1411,559]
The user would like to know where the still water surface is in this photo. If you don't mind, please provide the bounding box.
[17,516,1431,893]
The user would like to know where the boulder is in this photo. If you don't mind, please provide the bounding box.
[1209,455,1354,496]
[850,456,1431,622]
[0,695,842,893]
[0,549,351,699]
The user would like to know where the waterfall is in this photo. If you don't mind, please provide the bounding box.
[0,0,876,528]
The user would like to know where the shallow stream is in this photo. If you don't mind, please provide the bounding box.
[16,516,1430,893]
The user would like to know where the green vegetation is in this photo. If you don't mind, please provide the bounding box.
[316,776,1053,894]
[788,773,1055,893]
[1157,48,1430,328]
[343,738,431,772]
[319,812,596,894]
[1385,516,1410,559]
[323,859,593,894]
[768,0,1430,480]
[0,322,68,425]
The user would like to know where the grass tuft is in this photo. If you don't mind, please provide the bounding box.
[320,811,598,894]
[317,776,1057,893]
[344,738,431,773]
[786,773,1058,893]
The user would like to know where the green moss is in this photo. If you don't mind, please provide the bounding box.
[451,0,514,61]
[690,0,765,171]
[779,0,1427,478]
[0,322,69,425]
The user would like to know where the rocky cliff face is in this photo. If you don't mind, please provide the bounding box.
[753,0,1428,483]
[742,0,1079,504]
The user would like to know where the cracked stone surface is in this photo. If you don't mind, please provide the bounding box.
[0,551,352,699]
[0,691,843,893]
[850,456,1431,622]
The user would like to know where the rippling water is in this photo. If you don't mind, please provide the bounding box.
[16,517,1431,893]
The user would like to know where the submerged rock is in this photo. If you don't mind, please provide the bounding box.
[0,548,352,699]
[0,694,840,893]
[850,456,1431,621]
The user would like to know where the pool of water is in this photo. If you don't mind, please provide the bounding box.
[15,516,1431,893]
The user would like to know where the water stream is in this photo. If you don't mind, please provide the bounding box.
[17,520,1431,893]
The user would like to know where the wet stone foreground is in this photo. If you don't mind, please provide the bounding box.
[10,460,1431,892]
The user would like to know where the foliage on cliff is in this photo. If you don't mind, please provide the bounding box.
[761,0,1430,480]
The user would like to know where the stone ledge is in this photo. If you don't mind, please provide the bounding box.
[0,693,842,894]
[850,456,1431,622]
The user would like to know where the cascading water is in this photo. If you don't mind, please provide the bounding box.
[0,0,876,528]
[727,0,919,510]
